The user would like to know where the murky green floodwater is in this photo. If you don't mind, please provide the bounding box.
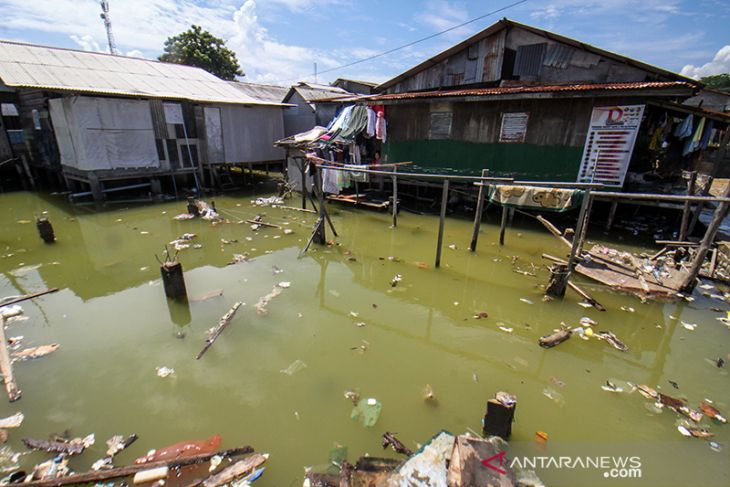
[0,190,728,487]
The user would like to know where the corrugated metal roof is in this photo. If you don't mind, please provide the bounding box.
[228,81,289,104]
[288,82,350,103]
[361,81,696,101]
[0,40,286,106]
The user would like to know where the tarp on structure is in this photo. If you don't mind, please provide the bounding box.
[49,96,158,171]
[489,184,581,212]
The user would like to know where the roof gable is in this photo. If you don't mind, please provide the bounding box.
[377,18,696,91]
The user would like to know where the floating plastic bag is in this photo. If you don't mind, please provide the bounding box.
[350,398,382,427]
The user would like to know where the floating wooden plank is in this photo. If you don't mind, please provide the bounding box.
[567,281,606,311]
[196,302,242,360]
[0,288,59,307]
[13,446,254,487]
[245,219,281,229]
[0,317,20,402]
[197,453,268,487]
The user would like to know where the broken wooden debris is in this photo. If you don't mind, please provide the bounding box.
[21,437,86,455]
[381,432,413,456]
[196,302,242,360]
[245,219,281,229]
[11,446,255,487]
[0,317,21,402]
[539,326,572,348]
[536,215,572,249]
[196,453,268,487]
[567,281,606,311]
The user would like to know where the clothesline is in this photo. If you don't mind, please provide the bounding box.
[305,155,412,169]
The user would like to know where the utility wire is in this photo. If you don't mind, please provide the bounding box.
[271,0,530,85]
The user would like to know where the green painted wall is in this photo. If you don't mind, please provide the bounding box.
[385,139,583,181]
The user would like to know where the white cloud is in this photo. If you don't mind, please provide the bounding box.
[70,34,103,52]
[415,1,473,39]
[681,45,730,79]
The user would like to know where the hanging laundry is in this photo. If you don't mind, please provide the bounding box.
[376,112,387,142]
[345,164,369,183]
[648,126,663,151]
[699,119,715,150]
[337,106,368,141]
[683,117,705,155]
[349,142,361,164]
[674,114,693,139]
[322,168,339,194]
[366,107,377,137]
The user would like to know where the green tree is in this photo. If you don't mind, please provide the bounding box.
[159,25,243,80]
[700,73,730,93]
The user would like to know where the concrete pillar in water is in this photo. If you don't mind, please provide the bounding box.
[160,262,187,300]
[545,263,569,298]
[36,217,55,243]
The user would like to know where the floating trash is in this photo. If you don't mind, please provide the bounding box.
[0,412,24,428]
[681,322,697,331]
[520,298,534,305]
[542,387,565,407]
[498,326,513,333]
[351,398,382,427]
[156,366,174,378]
[549,377,566,388]
[280,359,307,376]
[620,306,635,313]
[580,317,597,326]
[577,302,593,308]
[390,274,402,287]
[278,281,291,288]
[344,389,360,405]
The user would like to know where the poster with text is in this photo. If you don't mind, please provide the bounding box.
[577,105,645,187]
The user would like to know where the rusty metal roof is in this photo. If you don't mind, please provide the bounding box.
[311,81,696,103]
[363,81,697,101]
[0,40,286,106]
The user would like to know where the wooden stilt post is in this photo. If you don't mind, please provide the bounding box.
[391,166,398,227]
[679,171,697,241]
[545,263,569,298]
[605,200,618,231]
[499,205,508,246]
[36,217,55,243]
[300,158,307,210]
[0,317,21,402]
[313,166,327,245]
[435,179,449,268]
[160,262,187,300]
[566,188,592,275]
[470,170,488,252]
[679,184,730,292]
[576,192,593,257]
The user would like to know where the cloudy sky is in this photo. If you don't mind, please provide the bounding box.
[0,0,728,85]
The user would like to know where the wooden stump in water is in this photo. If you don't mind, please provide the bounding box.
[36,218,55,244]
[482,392,516,439]
[545,263,568,298]
[161,262,187,300]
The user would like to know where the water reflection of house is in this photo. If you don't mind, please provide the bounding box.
[0,40,290,201]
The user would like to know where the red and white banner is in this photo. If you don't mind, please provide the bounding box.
[577,105,645,187]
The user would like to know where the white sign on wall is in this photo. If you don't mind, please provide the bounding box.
[499,112,529,143]
[163,103,184,124]
[577,105,645,187]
